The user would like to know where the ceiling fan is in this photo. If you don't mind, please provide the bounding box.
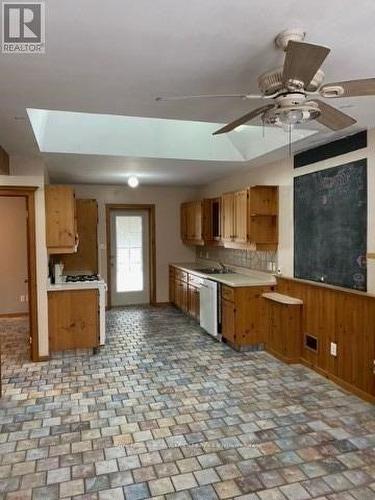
[156,29,375,135]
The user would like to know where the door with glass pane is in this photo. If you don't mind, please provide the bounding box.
[110,210,150,305]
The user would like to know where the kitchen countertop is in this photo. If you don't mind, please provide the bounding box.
[47,281,107,292]
[170,262,276,288]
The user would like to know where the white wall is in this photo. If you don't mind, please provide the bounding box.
[71,184,199,302]
[0,159,49,357]
[0,197,29,315]
[200,129,375,294]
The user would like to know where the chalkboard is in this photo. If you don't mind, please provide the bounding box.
[294,159,367,291]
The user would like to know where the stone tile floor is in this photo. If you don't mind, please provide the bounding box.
[0,306,375,500]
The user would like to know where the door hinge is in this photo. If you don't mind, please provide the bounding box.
[28,336,32,345]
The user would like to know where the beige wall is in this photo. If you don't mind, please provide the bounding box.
[0,197,28,315]
[71,184,199,302]
[200,129,375,294]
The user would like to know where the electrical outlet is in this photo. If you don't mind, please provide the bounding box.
[330,342,337,357]
[20,295,25,303]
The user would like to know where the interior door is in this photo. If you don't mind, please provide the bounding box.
[110,210,150,306]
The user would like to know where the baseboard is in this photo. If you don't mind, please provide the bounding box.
[0,312,29,318]
[300,358,375,404]
[37,355,50,362]
[266,347,300,364]
[154,302,171,307]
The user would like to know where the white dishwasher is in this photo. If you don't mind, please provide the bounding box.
[200,278,221,340]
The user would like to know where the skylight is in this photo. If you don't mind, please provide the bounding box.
[27,109,317,162]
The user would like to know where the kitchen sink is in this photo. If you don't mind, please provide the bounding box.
[197,268,236,275]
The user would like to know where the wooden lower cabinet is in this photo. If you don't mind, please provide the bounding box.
[188,284,200,321]
[221,298,235,343]
[169,265,201,322]
[221,284,274,348]
[48,289,99,352]
[175,279,188,313]
[263,297,302,363]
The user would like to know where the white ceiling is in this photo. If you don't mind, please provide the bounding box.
[1,0,375,185]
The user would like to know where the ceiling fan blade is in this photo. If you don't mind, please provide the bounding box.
[155,93,263,102]
[311,99,356,130]
[283,41,330,87]
[320,78,375,98]
[212,104,274,135]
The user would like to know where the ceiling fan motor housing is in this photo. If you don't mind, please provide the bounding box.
[258,67,325,96]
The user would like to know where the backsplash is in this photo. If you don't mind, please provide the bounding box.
[196,246,278,273]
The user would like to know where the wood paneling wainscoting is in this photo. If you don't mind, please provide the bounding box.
[277,277,375,402]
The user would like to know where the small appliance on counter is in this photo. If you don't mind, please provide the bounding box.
[54,262,65,284]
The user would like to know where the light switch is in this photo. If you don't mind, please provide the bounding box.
[330,342,337,357]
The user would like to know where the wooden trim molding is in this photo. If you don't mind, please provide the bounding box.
[105,204,156,308]
[0,187,39,362]
[0,313,29,318]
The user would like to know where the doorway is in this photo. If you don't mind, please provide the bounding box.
[0,187,38,361]
[106,204,156,307]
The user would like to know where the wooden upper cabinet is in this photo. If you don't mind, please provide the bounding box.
[234,189,249,243]
[45,186,77,254]
[60,199,98,273]
[221,192,235,242]
[248,186,279,247]
[180,201,203,245]
[180,185,278,249]
[202,198,221,244]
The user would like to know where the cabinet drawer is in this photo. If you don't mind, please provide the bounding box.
[189,273,203,287]
[175,268,188,282]
[222,285,235,302]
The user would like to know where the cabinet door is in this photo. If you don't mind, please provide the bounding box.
[221,193,235,241]
[175,279,182,308]
[169,267,176,304]
[222,298,236,343]
[60,199,98,273]
[45,186,76,253]
[182,281,189,312]
[234,189,249,243]
[186,203,195,239]
[193,201,202,240]
[188,284,200,321]
[48,290,99,352]
[180,203,188,241]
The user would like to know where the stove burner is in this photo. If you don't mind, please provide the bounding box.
[65,274,99,283]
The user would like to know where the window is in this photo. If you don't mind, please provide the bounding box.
[116,216,143,292]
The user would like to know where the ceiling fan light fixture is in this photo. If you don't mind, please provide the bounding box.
[279,109,304,124]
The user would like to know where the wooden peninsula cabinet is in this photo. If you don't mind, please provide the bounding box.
[263,292,303,363]
[221,284,274,349]
[48,289,99,352]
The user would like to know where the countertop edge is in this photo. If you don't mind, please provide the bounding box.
[170,263,276,287]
